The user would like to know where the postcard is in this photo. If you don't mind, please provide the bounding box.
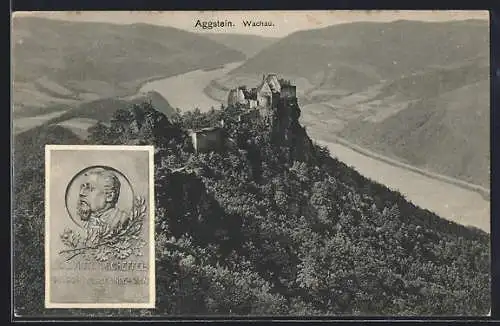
[12,10,490,318]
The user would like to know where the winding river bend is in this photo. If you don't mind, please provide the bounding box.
[140,62,243,112]
[139,62,490,233]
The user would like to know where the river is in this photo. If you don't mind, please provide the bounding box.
[138,62,490,233]
[139,62,243,112]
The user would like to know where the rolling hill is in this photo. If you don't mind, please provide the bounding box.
[12,16,245,117]
[206,19,490,188]
[340,79,490,188]
[224,19,489,93]
[13,90,177,138]
[46,90,176,126]
[203,33,279,58]
[207,19,489,108]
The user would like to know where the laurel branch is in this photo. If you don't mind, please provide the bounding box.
[59,196,147,262]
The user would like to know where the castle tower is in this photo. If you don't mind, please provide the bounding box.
[280,84,296,99]
[236,88,246,104]
[266,74,281,93]
[256,79,272,109]
[227,87,247,106]
[227,89,239,107]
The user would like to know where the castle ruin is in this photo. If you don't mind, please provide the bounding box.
[227,74,297,120]
[190,74,297,153]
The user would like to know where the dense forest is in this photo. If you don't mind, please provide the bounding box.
[13,97,490,317]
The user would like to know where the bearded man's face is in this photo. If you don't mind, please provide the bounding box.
[77,174,108,221]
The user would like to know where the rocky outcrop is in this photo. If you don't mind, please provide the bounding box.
[270,95,316,164]
[226,74,316,164]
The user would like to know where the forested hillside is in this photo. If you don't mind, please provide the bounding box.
[13,99,490,317]
[340,78,490,188]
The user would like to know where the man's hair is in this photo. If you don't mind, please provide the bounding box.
[88,168,121,205]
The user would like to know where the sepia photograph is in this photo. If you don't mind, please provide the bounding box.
[12,10,490,318]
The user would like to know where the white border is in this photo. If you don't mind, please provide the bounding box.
[45,145,156,309]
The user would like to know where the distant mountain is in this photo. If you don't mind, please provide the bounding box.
[14,91,175,140]
[226,20,489,92]
[12,16,245,116]
[206,19,490,187]
[203,33,279,58]
[12,90,177,139]
[340,78,490,188]
[372,56,489,103]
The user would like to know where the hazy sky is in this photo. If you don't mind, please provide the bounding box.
[15,10,489,37]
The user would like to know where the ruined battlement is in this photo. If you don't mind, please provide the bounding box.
[280,83,296,99]
[187,75,299,154]
[188,126,226,153]
[226,74,297,110]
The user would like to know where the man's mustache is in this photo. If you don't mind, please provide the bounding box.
[77,198,91,221]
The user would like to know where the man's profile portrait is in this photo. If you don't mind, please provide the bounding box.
[76,167,131,245]
[45,145,154,308]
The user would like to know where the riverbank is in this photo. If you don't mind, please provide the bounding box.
[311,134,489,233]
[319,134,490,201]
[120,62,243,101]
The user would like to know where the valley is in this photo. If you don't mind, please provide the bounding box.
[11,17,490,231]
[205,19,490,190]
[131,64,490,232]
[12,16,246,120]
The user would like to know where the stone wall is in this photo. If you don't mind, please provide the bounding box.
[191,128,225,153]
[280,85,296,99]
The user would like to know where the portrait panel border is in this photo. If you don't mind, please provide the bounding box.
[44,145,156,309]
